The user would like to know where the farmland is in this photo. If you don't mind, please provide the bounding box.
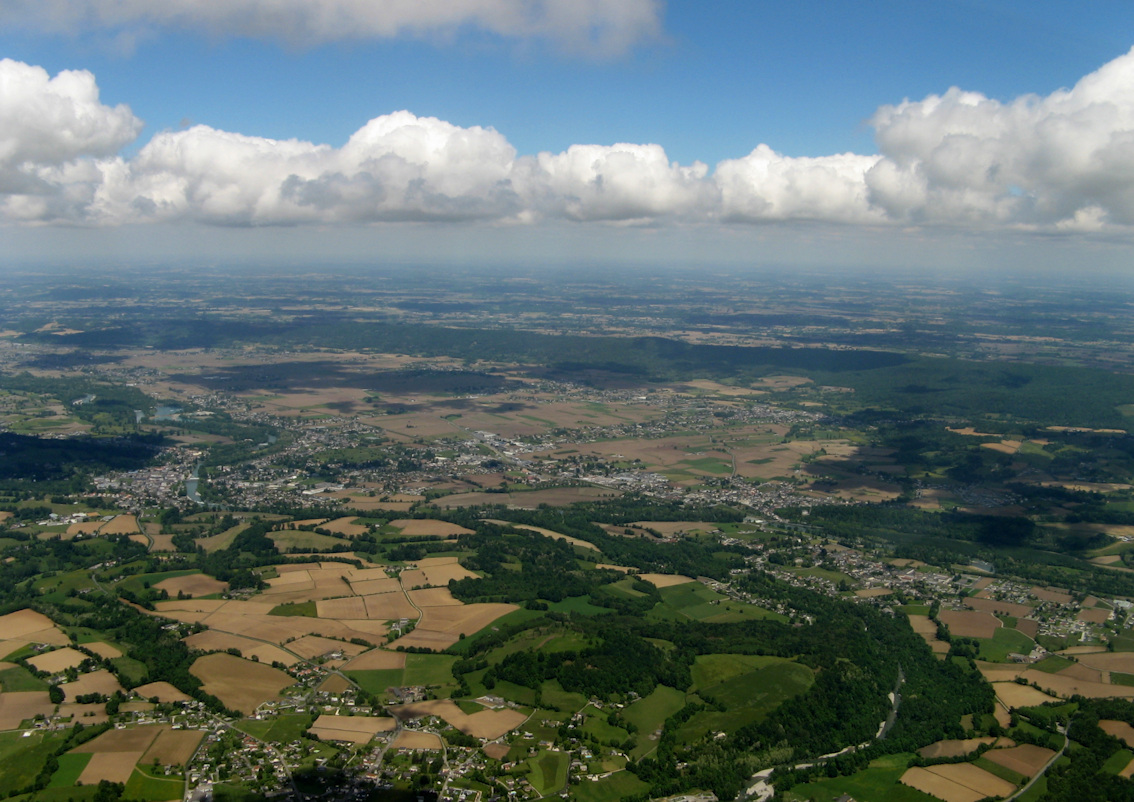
[190,654,295,713]
[5,267,1134,802]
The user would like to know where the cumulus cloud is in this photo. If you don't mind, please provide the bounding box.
[10,47,1134,233]
[715,145,883,224]
[519,143,713,222]
[866,47,1134,228]
[0,58,141,207]
[0,0,663,57]
[87,112,522,225]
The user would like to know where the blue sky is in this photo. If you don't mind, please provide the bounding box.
[4,0,1134,268]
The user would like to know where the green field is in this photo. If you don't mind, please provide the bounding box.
[680,457,732,474]
[0,666,48,692]
[977,626,1036,662]
[1102,748,1132,774]
[549,596,614,616]
[35,569,98,603]
[125,766,186,801]
[236,718,275,740]
[691,653,790,690]
[269,530,345,551]
[112,655,149,684]
[526,749,569,796]
[1031,655,1074,674]
[117,568,199,596]
[48,753,91,787]
[0,731,64,797]
[657,582,785,623]
[898,604,931,615]
[699,659,814,709]
[260,713,315,743]
[446,609,545,654]
[404,653,457,686]
[572,769,649,802]
[679,658,814,742]
[624,685,686,759]
[786,753,938,802]
[269,601,316,617]
[540,679,588,712]
[581,713,630,744]
[9,787,104,802]
[344,669,404,695]
[490,679,538,706]
[604,578,649,599]
[974,755,1026,785]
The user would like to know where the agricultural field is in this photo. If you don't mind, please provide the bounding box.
[308,714,396,743]
[623,685,685,758]
[786,752,934,802]
[525,749,570,796]
[391,698,529,739]
[189,653,295,713]
[573,771,650,802]
[0,730,68,796]
[900,762,1016,802]
[155,571,227,597]
[10,269,1134,802]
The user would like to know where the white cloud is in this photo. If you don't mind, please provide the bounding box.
[715,145,883,224]
[0,58,141,207]
[518,143,713,222]
[866,46,1134,228]
[87,112,522,225]
[10,47,1134,234]
[0,0,663,56]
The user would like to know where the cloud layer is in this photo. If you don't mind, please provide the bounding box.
[0,0,663,56]
[8,47,1134,233]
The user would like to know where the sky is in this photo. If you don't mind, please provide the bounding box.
[4,0,1134,270]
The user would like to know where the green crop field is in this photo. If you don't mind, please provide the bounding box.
[977,626,1036,662]
[9,787,104,802]
[786,753,937,802]
[581,713,629,743]
[702,661,814,709]
[446,609,545,655]
[236,718,274,740]
[679,658,814,742]
[125,766,187,801]
[527,750,569,796]
[48,753,91,787]
[624,685,686,759]
[691,653,789,689]
[35,569,98,603]
[572,770,649,802]
[345,669,404,695]
[541,679,588,712]
[404,653,457,686]
[1102,748,1132,774]
[117,568,198,596]
[604,578,649,599]
[0,666,48,692]
[680,457,732,474]
[112,655,149,684]
[263,713,315,743]
[0,731,64,797]
[549,596,613,616]
[1031,655,1074,674]
[269,530,344,551]
[490,679,538,707]
[269,601,316,617]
